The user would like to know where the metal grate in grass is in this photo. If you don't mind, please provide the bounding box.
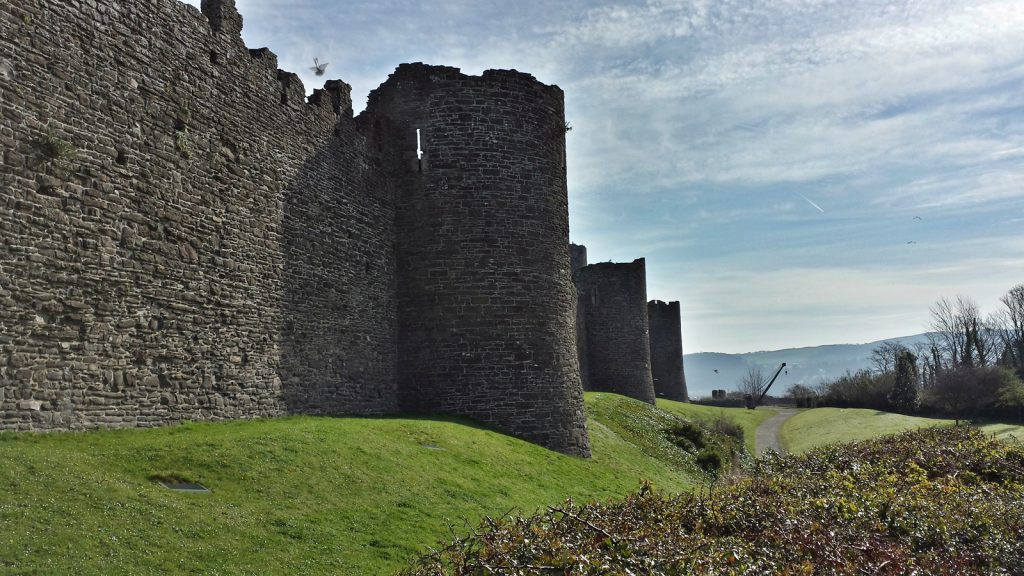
[153,477,212,493]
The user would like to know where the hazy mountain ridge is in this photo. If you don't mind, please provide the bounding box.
[684,333,934,399]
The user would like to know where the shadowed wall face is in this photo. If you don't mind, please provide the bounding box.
[569,243,588,273]
[361,64,590,456]
[569,243,589,389]
[575,259,656,404]
[0,0,397,430]
[648,300,688,401]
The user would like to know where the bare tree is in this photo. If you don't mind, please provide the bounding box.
[736,365,766,398]
[993,284,1024,379]
[928,295,998,369]
[911,340,935,390]
[870,341,907,374]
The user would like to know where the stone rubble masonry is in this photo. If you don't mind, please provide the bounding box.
[573,258,656,404]
[360,64,590,457]
[568,243,587,273]
[648,300,688,401]
[569,244,589,391]
[0,0,590,456]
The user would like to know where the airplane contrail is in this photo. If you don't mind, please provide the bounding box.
[796,193,825,213]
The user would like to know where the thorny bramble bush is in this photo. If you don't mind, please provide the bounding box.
[402,426,1024,575]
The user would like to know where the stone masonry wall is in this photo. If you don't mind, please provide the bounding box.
[569,243,587,273]
[648,300,688,401]
[0,0,397,430]
[362,64,590,456]
[574,259,655,404]
[569,243,590,391]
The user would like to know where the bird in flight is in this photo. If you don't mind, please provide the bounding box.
[713,369,719,374]
[311,57,329,76]
[913,216,922,221]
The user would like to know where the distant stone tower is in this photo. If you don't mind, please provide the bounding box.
[574,258,656,404]
[569,243,588,273]
[362,64,590,456]
[648,300,688,401]
[569,243,590,389]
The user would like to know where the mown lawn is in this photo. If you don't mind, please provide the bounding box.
[780,408,953,453]
[977,421,1024,442]
[0,393,747,575]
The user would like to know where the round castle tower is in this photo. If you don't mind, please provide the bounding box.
[574,258,657,404]
[648,300,689,401]
[362,64,590,456]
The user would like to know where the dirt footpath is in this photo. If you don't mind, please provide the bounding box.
[755,408,799,455]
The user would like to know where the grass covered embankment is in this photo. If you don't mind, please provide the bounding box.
[0,393,753,575]
[781,407,1024,453]
[404,425,1024,575]
[657,400,777,455]
[780,407,953,453]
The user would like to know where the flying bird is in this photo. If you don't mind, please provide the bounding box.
[796,193,825,213]
[713,369,719,374]
[906,240,916,244]
[311,57,328,76]
[913,216,922,221]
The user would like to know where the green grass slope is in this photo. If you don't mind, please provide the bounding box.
[656,399,778,454]
[977,422,1024,442]
[780,408,953,453]
[0,393,744,575]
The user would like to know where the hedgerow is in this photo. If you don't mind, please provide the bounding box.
[402,426,1024,575]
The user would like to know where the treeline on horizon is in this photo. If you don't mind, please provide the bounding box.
[789,284,1024,420]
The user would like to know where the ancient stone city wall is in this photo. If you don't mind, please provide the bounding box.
[0,0,703,455]
[362,64,589,456]
[568,244,590,391]
[0,0,400,431]
[0,0,597,456]
[574,259,656,404]
[648,300,688,401]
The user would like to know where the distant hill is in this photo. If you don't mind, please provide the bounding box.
[684,333,934,399]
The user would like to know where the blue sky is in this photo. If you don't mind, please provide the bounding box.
[183,0,1024,353]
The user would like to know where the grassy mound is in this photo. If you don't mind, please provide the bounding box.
[979,422,1024,442]
[0,393,753,575]
[657,399,777,454]
[403,426,1024,575]
[781,407,952,453]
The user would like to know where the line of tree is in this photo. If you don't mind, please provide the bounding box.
[805,284,1024,420]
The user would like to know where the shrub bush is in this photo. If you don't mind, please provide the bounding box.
[694,448,723,473]
[817,369,893,410]
[665,421,705,451]
[711,416,744,443]
[403,426,1024,575]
